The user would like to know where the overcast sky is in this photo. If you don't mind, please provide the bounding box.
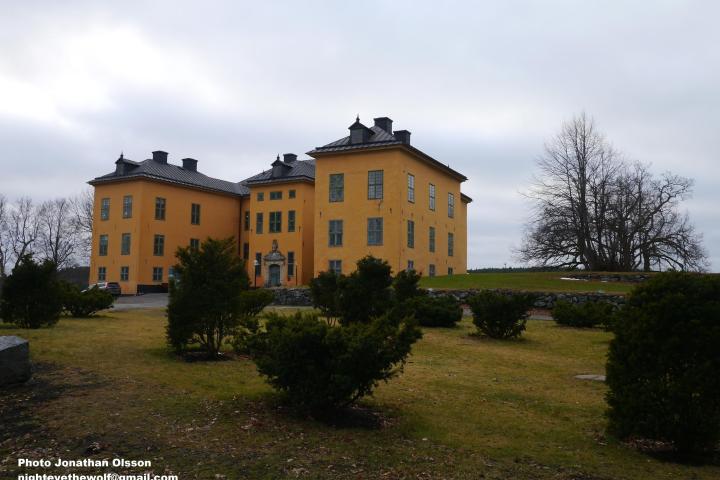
[1,0,718,270]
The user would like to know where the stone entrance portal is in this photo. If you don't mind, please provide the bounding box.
[262,239,286,287]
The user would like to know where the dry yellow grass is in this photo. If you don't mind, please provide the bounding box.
[1,308,718,479]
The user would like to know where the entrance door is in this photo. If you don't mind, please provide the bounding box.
[269,264,281,287]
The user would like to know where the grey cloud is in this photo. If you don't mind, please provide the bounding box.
[1,0,718,269]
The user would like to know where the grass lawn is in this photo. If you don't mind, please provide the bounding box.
[420,271,638,294]
[2,309,718,479]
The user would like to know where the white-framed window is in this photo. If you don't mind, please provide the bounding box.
[329,260,342,275]
[407,220,415,248]
[329,174,344,202]
[368,170,383,199]
[448,232,454,257]
[152,267,163,282]
[329,220,343,246]
[269,211,282,233]
[367,217,383,245]
[429,184,436,211]
[120,266,129,281]
[448,193,455,218]
[122,195,132,218]
[100,198,110,220]
[98,266,106,281]
[407,174,415,203]
[99,234,108,256]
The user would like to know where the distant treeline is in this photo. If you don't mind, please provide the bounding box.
[468,266,576,274]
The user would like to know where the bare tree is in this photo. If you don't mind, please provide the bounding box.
[9,197,41,270]
[37,198,78,269]
[520,114,707,272]
[70,188,94,264]
[0,195,9,277]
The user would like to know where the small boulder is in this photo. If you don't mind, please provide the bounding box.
[0,336,31,385]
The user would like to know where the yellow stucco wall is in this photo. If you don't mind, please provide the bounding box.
[90,179,241,294]
[244,181,314,286]
[312,147,467,277]
[89,147,468,291]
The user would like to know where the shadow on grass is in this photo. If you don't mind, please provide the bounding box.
[250,392,395,431]
[622,438,720,466]
[0,362,110,444]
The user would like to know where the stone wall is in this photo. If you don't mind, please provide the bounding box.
[564,273,651,283]
[270,286,626,309]
[271,287,313,306]
[426,288,626,309]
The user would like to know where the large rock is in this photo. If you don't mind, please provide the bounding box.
[0,336,31,385]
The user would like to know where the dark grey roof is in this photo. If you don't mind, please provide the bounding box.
[242,159,315,185]
[308,125,467,182]
[89,157,250,196]
[313,125,400,151]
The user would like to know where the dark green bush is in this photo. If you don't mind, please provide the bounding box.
[405,295,462,327]
[60,282,114,317]
[249,310,421,411]
[231,289,275,353]
[167,237,251,358]
[606,272,720,455]
[468,291,535,339]
[338,256,394,324]
[393,269,423,303]
[309,270,346,324]
[0,255,62,328]
[552,300,615,328]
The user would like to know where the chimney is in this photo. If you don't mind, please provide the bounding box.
[283,153,297,163]
[373,117,393,133]
[152,150,168,163]
[394,130,411,145]
[182,158,198,172]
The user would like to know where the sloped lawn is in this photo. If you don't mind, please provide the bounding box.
[1,309,717,479]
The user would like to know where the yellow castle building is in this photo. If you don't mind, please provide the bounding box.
[88,116,471,293]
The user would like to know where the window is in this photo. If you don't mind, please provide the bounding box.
[153,234,165,256]
[448,232,454,257]
[254,253,261,276]
[256,213,264,234]
[367,217,383,245]
[448,193,455,218]
[448,267,454,275]
[429,227,436,252]
[190,238,200,250]
[329,220,343,246]
[100,198,110,221]
[191,203,201,225]
[329,260,342,275]
[122,195,132,218]
[269,211,282,233]
[429,184,436,211]
[407,220,415,248]
[152,267,163,282]
[329,173,344,202]
[244,211,250,231]
[120,266,129,281]
[288,210,296,232]
[99,234,108,256]
[169,267,176,281]
[257,192,264,201]
[288,251,295,277]
[429,264,436,277]
[121,233,131,255]
[243,242,249,260]
[368,170,383,199]
[270,191,282,200]
[98,266,106,281]
[289,189,296,199]
[407,174,415,203]
[155,197,166,220]
[407,260,414,271]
